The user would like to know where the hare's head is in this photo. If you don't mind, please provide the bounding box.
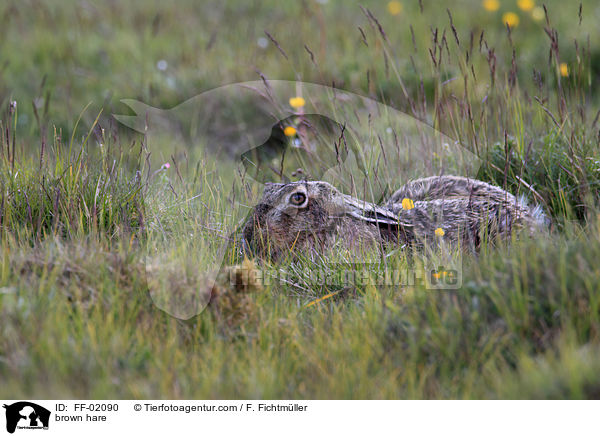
[242,181,412,260]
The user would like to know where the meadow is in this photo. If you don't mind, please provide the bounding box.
[1,0,599,398]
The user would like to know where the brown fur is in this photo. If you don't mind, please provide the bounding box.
[242,176,547,260]
[388,176,547,247]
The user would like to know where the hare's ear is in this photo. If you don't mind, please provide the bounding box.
[343,196,414,241]
[343,196,412,226]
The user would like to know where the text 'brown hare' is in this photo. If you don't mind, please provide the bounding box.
[242,175,548,261]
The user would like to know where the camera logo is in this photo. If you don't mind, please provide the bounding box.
[3,402,50,434]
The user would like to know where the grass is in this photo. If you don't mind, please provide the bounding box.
[1,0,600,399]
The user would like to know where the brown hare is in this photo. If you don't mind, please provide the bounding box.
[387,175,548,247]
[241,176,547,260]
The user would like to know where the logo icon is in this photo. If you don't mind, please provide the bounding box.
[3,402,50,434]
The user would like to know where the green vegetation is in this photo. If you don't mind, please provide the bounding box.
[1,0,599,398]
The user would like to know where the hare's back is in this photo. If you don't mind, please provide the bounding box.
[388,175,516,205]
[395,196,537,247]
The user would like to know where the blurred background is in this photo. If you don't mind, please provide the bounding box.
[1,0,598,146]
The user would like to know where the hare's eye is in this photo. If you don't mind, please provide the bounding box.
[289,192,307,206]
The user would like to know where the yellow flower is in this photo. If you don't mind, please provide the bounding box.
[502,12,520,27]
[435,227,445,237]
[531,6,545,21]
[482,0,500,12]
[283,126,297,136]
[401,198,415,210]
[517,0,534,11]
[559,63,569,77]
[289,97,305,109]
[387,1,403,15]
